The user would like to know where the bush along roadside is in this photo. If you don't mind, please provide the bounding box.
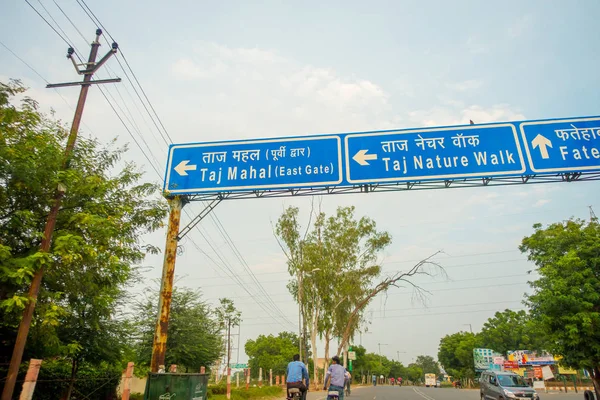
[208,385,283,400]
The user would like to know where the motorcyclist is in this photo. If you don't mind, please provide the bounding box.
[324,356,346,400]
[286,354,309,400]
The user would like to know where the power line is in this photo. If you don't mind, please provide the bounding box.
[70,0,295,328]
[14,4,290,329]
[75,0,173,145]
[51,0,88,44]
[0,39,96,135]
[207,210,295,325]
[181,256,529,284]
[35,0,77,47]
[24,0,71,46]
[97,87,163,178]
[0,40,49,84]
[183,218,297,330]
[180,271,531,289]
[203,281,531,302]
[371,307,527,320]
[229,300,524,320]
[40,0,167,169]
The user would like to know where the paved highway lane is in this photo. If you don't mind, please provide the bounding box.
[305,386,583,400]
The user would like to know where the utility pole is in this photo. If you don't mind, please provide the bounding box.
[297,269,303,361]
[464,324,473,333]
[1,29,119,400]
[298,268,320,366]
[236,324,241,363]
[227,318,232,400]
[378,343,388,367]
[397,351,406,362]
[150,196,185,372]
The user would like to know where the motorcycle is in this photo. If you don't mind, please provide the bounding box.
[287,388,302,400]
[327,390,340,400]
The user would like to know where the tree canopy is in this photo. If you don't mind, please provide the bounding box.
[245,332,300,377]
[438,331,481,380]
[520,218,600,396]
[413,355,440,376]
[275,205,442,384]
[0,80,167,398]
[479,309,545,355]
[131,287,223,373]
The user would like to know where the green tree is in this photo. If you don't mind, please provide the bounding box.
[215,298,241,376]
[276,206,442,383]
[0,80,167,398]
[276,206,390,383]
[406,364,423,383]
[438,331,481,380]
[132,287,223,373]
[388,360,406,379]
[414,355,440,375]
[245,332,299,377]
[520,218,600,398]
[479,309,546,354]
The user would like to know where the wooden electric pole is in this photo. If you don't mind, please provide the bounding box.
[2,29,120,400]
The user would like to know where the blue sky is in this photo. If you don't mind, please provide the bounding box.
[2,0,600,366]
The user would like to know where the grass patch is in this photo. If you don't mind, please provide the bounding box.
[209,385,283,400]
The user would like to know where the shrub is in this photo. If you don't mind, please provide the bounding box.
[208,385,283,400]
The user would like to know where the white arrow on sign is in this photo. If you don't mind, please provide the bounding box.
[174,160,197,176]
[353,149,378,166]
[531,134,552,159]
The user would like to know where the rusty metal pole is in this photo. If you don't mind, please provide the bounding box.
[150,196,183,372]
[1,30,113,400]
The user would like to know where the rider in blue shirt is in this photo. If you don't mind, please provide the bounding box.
[324,356,349,400]
[286,354,309,400]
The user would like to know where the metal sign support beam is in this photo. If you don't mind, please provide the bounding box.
[150,196,222,371]
[151,196,183,373]
[180,171,600,203]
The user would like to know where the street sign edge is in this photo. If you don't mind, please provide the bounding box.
[164,135,344,194]
[344,123,527,184]
[519,116,600,174]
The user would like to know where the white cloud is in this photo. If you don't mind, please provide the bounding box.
[466,36,489,54]
[466,192,500,205]
[533,199,551,208]
[167,42,397,139]
[408,103,525,127]
[462,104,526,124]
[446,79,483,92]
[508,15,533,38]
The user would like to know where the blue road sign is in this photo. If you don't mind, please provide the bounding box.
[164,116,600,195]
[345,124,526,184]
[164,136,343,194]
[519,117,600,174]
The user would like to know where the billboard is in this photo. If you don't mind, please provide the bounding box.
[507,350,555,366]
[474,348,503,371]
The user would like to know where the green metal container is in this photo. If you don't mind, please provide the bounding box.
[144,373,208,400]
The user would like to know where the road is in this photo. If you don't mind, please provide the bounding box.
[305,385,583,400]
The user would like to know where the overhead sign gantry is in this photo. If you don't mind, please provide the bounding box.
[164,115,600,197]
[151,115,600,374]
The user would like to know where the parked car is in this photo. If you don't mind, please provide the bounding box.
[480,371,540,400]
